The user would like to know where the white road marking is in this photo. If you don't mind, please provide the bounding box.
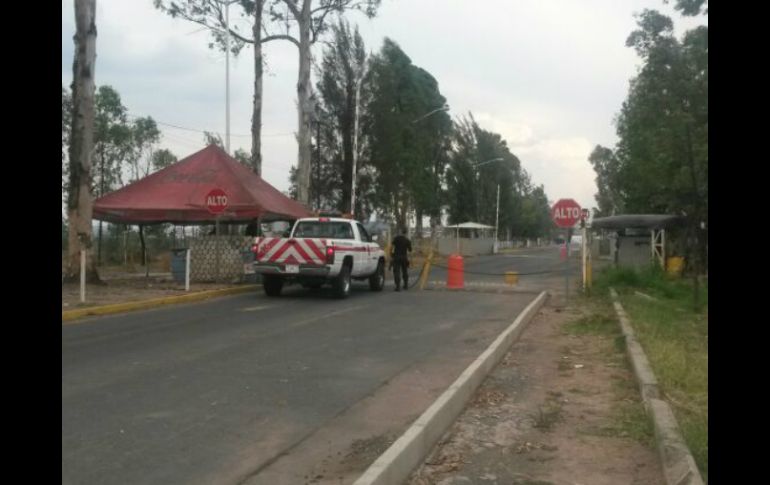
[288,305,366,329]
[240,305,275,312]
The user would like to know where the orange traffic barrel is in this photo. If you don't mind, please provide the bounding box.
[447,254,464,289]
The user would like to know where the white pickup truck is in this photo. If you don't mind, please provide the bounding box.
[251,216,386,298]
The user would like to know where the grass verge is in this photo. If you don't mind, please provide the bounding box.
[595,266,708,481]
[564,304,655,447]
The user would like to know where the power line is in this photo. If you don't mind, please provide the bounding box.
[126,112,294,138]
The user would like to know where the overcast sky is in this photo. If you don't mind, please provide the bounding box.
[61,0,706,212]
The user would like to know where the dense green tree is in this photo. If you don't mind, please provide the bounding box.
[313,19,367,213]
[233,148,251,165]
[364,38,451,230]
[151,149,178,171]
[129,116,161,182]
[588,145,622,217]
[445,115,548,239]
[665,0,707,16]
[93,86,133,192]
[589,5,707,306]
[614,10,707,222]
[203,131,224,148]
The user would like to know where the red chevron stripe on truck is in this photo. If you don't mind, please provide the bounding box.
[256,238,329,265]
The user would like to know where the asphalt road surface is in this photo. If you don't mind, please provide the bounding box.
[62,247,579,485]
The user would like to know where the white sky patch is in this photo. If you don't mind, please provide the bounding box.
[472,113,535,146]
[515,137,596,209]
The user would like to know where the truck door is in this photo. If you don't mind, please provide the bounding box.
[355,222,376,275]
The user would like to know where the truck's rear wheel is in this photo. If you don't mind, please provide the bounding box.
[369,260,385,291]
[263,275,284,297]
[332,263,351,299]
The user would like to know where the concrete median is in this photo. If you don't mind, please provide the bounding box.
[353,290,549,485]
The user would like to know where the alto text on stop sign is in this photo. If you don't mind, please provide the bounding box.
[552,206,581,220]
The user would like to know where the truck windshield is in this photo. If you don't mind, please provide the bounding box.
[293,221,354,239]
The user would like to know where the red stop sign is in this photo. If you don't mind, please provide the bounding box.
[206,188,228,214]
[551,198,582,227]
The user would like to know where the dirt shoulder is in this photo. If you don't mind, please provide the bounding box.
[62,274,245,309]
[409,299,664,485]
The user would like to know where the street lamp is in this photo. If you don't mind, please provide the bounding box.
[351,103,450,217]
[471,158,504,216]
[411,104,450,124]
[224,0,238,154]
[472,157,505,252]
[407,103,450,238]
[472,157,504,168]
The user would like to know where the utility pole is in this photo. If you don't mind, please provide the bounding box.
[494,184,500,253]
[225,0,231,154]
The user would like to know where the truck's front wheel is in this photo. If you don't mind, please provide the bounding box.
[332,263,351,299]
[263,275,284,297]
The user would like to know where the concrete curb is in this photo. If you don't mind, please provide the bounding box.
[609,288,704,485]
[353,290,549,485]
[610,289,660,403]
[62,285,260,323]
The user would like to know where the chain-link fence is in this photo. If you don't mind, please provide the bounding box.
[189,236,254,283]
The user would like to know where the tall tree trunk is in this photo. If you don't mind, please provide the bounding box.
[685,123,705,311]
[430,214,440,240]
[139,225,147,266]
[295,1,313,205]
[430,148,442,240]
[251,1,264,175]
[396,195,408,233]
[65,0,101,284]
[97,145,104,264]
[415,208,423,240]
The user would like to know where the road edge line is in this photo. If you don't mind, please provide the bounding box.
[62,285,260,323]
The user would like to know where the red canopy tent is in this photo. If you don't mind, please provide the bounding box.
[93,144,310,224]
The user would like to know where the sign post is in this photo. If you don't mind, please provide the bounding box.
[581,208,589,292]
[206,189,228,283]
[185,248,191,292]
[80,249,86,303]
[551,198,582,303]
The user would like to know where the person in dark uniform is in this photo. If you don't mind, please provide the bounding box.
[391,227,412,291]
[245,219,261,237]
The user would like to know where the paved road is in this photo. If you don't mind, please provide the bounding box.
[428,245,585,295]
[62,249,571,485]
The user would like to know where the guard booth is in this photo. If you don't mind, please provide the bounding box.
[591,214,684,271]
